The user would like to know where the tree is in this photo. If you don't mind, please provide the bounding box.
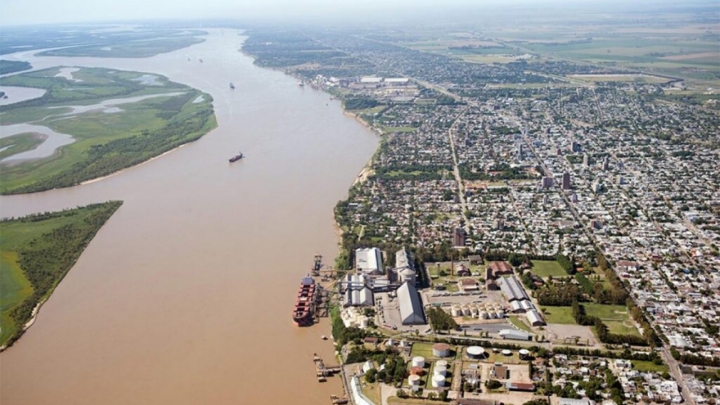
[365,368,377,383]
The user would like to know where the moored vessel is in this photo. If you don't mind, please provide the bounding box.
[293,275,316,326]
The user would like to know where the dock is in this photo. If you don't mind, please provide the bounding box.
[313,354,341,382]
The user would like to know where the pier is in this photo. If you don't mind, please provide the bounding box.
[313,354,341,382]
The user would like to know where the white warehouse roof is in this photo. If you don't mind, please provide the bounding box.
[356,247,383,275]
[397,282,425,325]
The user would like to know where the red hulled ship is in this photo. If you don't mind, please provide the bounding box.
[293,275,316,326]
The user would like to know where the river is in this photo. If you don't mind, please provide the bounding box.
[0,29,378,405]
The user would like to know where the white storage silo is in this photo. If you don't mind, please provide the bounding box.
[451,306,461,317]
[519,349,530,359]
[479,311,488,319]
[433,367,447,377]
[462,306,471,316]
[411,356,425,368]
[470,306,479,317]
[435,360,448,369]
[408,374,421,386]
[431,374,446,388]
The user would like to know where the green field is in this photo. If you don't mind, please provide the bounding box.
[0,201,122,348]
[540,306,575,324]
[37,37,205,58]
[0,67,216,194]
[541,303,640,336]
[583,303,641,336]
[632,360,669,373]
[531,260,568,277]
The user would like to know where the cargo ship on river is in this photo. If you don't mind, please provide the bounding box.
[293,275,317,326]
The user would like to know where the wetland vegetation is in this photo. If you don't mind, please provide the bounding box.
[0,201,123,349]
[0,67,217,194]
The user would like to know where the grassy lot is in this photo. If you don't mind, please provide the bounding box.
[509,315,534,333]
[0,201,122,348]
[0,67,216,194]
[37,37,205,58]
[585,304,641,337]
[531,260,568,277]
[381,125,417,133]
[540,306,575,324]
[632,360,669,373]
[362,380,383,405]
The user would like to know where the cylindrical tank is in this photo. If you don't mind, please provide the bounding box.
[432,343,451,358]
[488,312,496,319]
[412,356,425,368]
[431,374,446,388]
[495,311,504,319]
[479,311,488,319]
[435,360,448,369]
[470,307,479,317]
[410,366,424,376]
[467,346,486,359]
[359,318,368,328]
[519,349,530,359]
[433,367,447,377]
[451,306,461,317]
[387,338,395,346]
[462,306,471,316]
[502,349,512,356]
[408,375,421,386]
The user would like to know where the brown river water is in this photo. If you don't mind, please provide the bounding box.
[0,29,377,405]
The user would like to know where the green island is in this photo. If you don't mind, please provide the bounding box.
[0,201,123,349]
[0,133,46,161]
[0,67,217,194]
[0,60,31,75]
[37,36,205,58]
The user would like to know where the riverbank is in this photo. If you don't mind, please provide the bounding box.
[0,201,123,350]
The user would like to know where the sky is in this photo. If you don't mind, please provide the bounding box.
[0,0,703,26]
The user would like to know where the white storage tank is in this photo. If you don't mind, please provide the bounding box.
[467,346,486,359]
[519,349,530,359]
[411,356,426,368]
[470,307,479,317]
[495,311,504,319]
[408,374,421,386]
[433,366,447,377]
[431,374,446,388]
[462,306,471,316]
[479,311,488,319]
[502,349,512,356]
[435,360,448,369]
[451,306,461,317]
[359,318,368,329]
[387,338,395,346]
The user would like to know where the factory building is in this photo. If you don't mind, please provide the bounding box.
[345,286,374,307]
[498,329,531,341]
[397,281,425,325]
[526,309,546,326]
[499,276,530,302]
[394,247,417,284]
[355,247,383,276]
